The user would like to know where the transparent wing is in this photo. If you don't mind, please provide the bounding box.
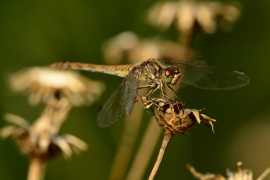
[158,59,250,90]
[97,68,140,128]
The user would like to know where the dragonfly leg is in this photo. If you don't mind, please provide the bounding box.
[136,95,161,126]
[166,84,180,100]
[146,85,159,99]
[137,84,155,90]
[160,83,175,101]
[136,84,156,99]
[135,83,159,100]
[150,106,162,126]
[136,95,153,109]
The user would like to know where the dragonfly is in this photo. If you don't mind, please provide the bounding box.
[52,58,249,127]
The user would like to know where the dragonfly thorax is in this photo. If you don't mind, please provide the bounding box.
[161,65,180,86]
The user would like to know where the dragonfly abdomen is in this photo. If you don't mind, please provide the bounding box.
[51,62,132,77]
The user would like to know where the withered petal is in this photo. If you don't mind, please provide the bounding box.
[62,134,88,152]
[53,137,73,158]
[4,113,30,129]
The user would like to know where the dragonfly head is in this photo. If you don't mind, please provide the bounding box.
[161,65,181,86]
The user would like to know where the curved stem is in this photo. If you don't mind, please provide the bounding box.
[27,158,45,180]
[148,130,172,180]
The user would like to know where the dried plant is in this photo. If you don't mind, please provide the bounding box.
[227,162,253,180]
[147,0,241,34]
[1,67,105,180]
[187,163,226,180]
[9,67,105,107]
[103,0,243,65]
[102,31,197,63]
[137,96,215,179]
[0,109,88,180]
[187,162,270,180]
[0,110,88,160]
[146,0,242,59]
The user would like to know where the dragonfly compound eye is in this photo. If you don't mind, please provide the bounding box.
[163,66,180,86]
[165,66,176,77]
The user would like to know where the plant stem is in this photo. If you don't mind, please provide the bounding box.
[27,158,45,180]
[148,130,172,180]
[258,168,270,180]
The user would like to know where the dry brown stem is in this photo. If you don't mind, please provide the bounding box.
[27,158,45,180]
[148,130,172,180]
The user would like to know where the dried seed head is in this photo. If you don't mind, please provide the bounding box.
[9,67,105,106]
[156,100,215,135]
[137,96,216,135]
[187,164,226,180]
[102,32,161,64]
[102,32,197,63]
[227,162,253,180]
[158,101,195,135]
[147,0,242,34]
[188,162,270,180]
[0,113,88,160]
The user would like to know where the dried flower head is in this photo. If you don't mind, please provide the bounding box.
[138,96,215,135]
[143,96,216,179]
[157,100,215,135]
[157,100,195,134]
[9,67,105,106]
[187,164,226,180]
[102,32,161,64]
[102,31,196,63]
[227,162,253,180]
[147,0,242,34]
[0,109,88,160]
[188,162,270,180]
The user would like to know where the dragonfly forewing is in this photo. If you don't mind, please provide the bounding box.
[97,68,140,127]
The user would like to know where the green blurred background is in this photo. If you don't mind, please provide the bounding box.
[0,0,270,179]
